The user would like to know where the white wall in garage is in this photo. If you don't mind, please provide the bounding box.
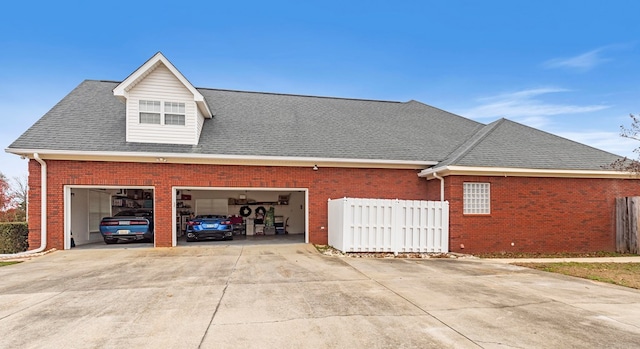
[70,188,108,246]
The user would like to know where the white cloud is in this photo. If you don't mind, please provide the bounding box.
[463,88,609,121]
[543,48,609,71]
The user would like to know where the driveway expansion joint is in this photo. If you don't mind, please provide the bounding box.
[198,245,244,349]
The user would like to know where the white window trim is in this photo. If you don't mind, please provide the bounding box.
[139,100,186,126]
[463,182,490,214]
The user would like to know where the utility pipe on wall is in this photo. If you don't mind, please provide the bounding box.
[432,171,445,201]
[0,153,47,257]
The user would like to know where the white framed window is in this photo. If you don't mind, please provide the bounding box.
[138,100,185,126]
[463,182,490,214]
[139,100,161,124]
[164,102,185,125]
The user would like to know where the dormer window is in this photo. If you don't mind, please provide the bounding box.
[138,100,185,126]
[164,102,185,125]
[139,100,161,124]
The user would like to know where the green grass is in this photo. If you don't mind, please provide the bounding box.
[0,261,21,267]
[475,251,636,259]
[515,262,640,289]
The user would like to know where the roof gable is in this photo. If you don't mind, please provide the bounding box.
[113,52,212,118]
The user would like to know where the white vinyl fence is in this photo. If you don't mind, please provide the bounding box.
[328,198,449,254]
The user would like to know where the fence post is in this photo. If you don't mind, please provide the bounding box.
[616,197,640,254]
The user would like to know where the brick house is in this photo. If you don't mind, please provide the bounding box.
[7,52,638,254]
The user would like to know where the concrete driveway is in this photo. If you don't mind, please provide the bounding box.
[1,243,639,349]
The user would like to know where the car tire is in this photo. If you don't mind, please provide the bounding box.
[186,237,196,242]
[225,236,234,241]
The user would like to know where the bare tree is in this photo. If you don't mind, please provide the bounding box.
[0,172,12,212]
[11,175,28,221]
[610,114,640,173]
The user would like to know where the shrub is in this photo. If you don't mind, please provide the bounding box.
[0,222,28,254]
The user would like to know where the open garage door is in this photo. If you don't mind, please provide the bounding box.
[64,186,155,249]
[173,187,308,246]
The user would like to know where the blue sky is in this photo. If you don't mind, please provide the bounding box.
[1,0,639,180]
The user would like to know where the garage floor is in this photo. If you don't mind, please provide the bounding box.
[177,233,305,247]
[73,233,305,249]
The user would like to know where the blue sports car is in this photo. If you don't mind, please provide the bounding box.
[185,215,234,242]
[99,209,154,244]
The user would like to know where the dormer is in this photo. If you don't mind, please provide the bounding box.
[113,52,212,145]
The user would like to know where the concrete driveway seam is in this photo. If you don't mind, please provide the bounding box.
[198,245,245,348]
[0,291,64,321]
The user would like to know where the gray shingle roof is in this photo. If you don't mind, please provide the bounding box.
[8,80,622,170]
[439,118,621,170]
[8,80,481,162]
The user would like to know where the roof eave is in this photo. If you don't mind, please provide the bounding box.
[418,165,637,179]
[6,148,437,170]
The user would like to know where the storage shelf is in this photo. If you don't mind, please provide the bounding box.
[229,202,286,206]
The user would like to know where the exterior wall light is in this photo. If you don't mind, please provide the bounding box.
[312,164,319,171]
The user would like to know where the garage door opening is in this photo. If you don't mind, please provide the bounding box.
[64,186,155,249]
[173,187,308,246]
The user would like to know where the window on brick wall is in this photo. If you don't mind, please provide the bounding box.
[463,182,490,214]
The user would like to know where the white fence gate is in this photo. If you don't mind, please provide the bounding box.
[328,198,449,253]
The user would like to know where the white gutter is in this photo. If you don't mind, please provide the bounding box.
[419,165,636,179]
[432,171,445,201]
[0,153,47,257]
[6,148,437,169]
[6,148,437,166]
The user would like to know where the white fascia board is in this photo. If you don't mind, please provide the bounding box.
[5,148,437,169]
[418,165,637,179]
[113,52,213,118]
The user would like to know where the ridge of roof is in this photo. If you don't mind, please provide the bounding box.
[88,79,408,104]
[438,118,504,166]
[195,86,405,104]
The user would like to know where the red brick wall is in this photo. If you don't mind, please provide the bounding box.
[27,160,427,250]
[439,175,640,254]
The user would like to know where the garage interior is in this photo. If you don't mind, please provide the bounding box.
[175,188,307,245]
[68,187,306,249]
[69,187,155,248]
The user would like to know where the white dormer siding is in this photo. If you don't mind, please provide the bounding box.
[114,52,212,146]
[196,107,205,141]
[126,64,199,145]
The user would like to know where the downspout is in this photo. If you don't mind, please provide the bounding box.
[0,153,47,257]
[432,171,444,201]
[431,171,449,252]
